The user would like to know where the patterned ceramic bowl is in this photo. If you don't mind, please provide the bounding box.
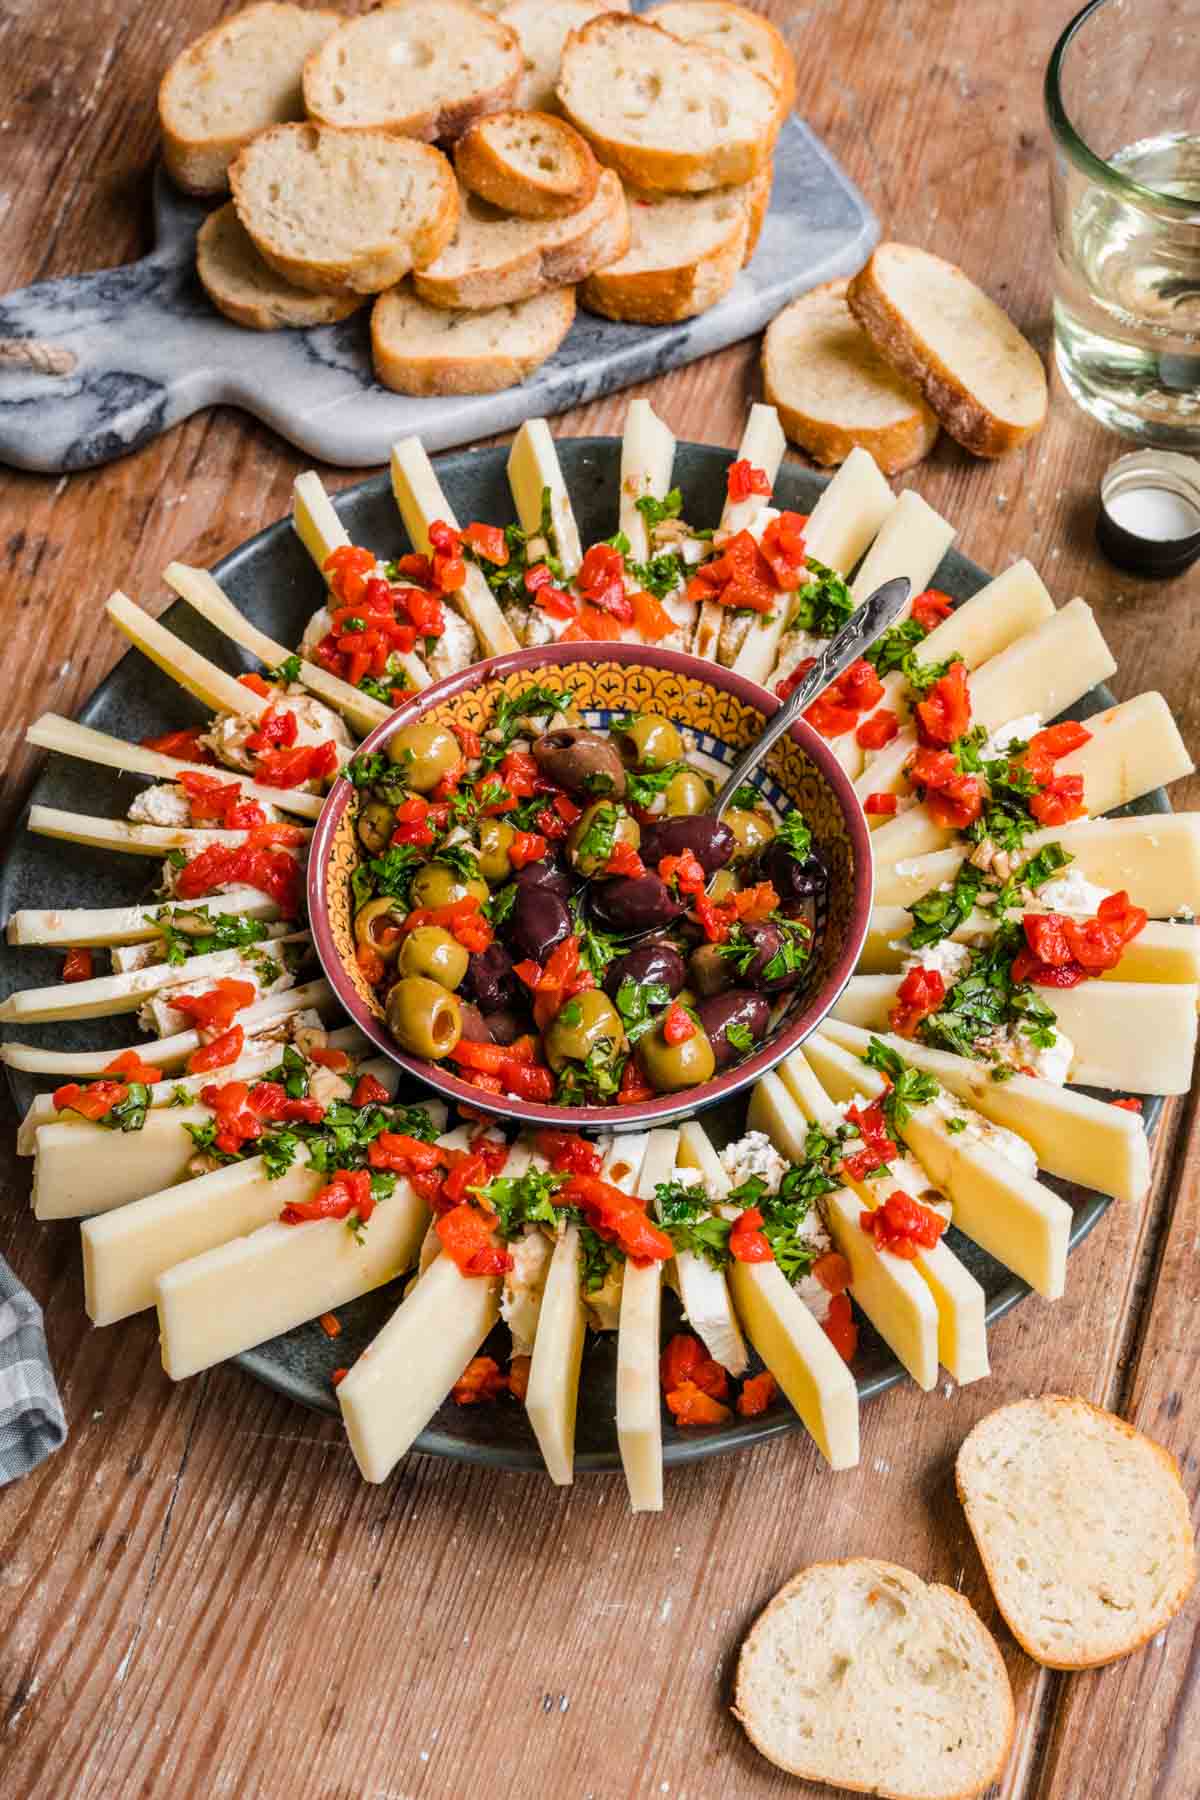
[309,642,874,1131]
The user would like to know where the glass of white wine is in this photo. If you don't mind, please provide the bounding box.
[1047,0,1200,447]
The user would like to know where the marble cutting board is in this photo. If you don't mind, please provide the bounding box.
[0,115,875,473]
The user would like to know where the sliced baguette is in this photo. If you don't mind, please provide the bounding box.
[303,0,522,143]
[501,0,631,113]
[371,285,575,395]
[579,172,767,324]
[413,168,628,310]
[763,278,940,474]
[957,1396,1196,1670]
[197,204,368,331]
[558,13,780,194]
[454,110,599,218]
[735,1560,1013,1799]
[230,126,459,297]
[848,243,1048,457]
[650,0,796,126]
[159,3,340,196]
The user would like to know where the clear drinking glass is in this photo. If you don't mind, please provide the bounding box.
[1047,0,1200,447]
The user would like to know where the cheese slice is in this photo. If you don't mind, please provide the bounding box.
[729,1259,860,1468]
[823,1187,939,1390]
[619,398,676,565]
[524,1224,588,1485]
[390,437,518,657]
[33,1106,210,1220]
[665,1120,748,1376]
[864,906,1200,988]
[164,562,399,731]
[746,1068,810,1159]
[819,1020,1151,1204]
[293,470,350,570]
[847,488,955,612]
[106,590,270,720]
[26,806,279,860]
[338,1252,500,1482]
[507,419,583,579]
[968,596,1117,729]
[1,933,306,1023]
[721,403,787,539]
[5,885,279,950]
[25,715,324,821]
[804,1033,1072,1299]
[616,1129,679,1513]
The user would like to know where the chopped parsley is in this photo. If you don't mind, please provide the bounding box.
[479,683,573,773]
[904,653,964,698]
[788,559,855,637]
[554,1038,624,1106]
[864,616,930,678]
[862,1038,939,1127]
[990,841,1072,916]
[577,1225,616,1292]
[905,862,986,950]
[268,654,302,686]
[151,904,273,967]
[627,551,683,599]
[104,1083,153,1134]
[356,667,409,704]
[717,914,810,983]
[730,782,763,810]
[907,929,1059,1063]
[353,842,424,911]
[613,978,671,1045]
[485,881,518,929]
[473,1167,567,1239]
[774,809,812,865]
[573,802,620,868]
[624,759,691,811]
[634,488,683,529]
[724,1020,754,1052]
[463,487,564,613]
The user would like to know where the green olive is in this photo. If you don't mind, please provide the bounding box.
[386,976,463,1060]
[409,860,489,910]
[477,818,516,884]
[636,1018,716,1092]
[663,767,714,816]
[725,806,776,864]
[709,868,738,903]
[398,924,468,991]
[617,714,684,770]
[386,720,461,793]
[354,897,404,963]
[567,801,641,877]
[544,989,627,1073]
[357,799,395,857]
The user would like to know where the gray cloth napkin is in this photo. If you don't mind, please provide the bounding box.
[0,1257,66,1483]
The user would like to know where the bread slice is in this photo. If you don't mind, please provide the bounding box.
[763,279,940,474]
[557,13,780,194]
[413,168,628,310]
[957,1395,1196,1670]
[579,173,766,324]
[649,0,795,125]
[501,0,630,113]
[735,1560,1013,1800]
[742,159,772,264]
[230,126,459,297]
[159,3,341,196]
[371,285,575,395]
[197,204,368,330]
[848,243,1048,457]
[454,110,599,219]
[302,0,522,143]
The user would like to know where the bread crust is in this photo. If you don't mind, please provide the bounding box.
[371,287,575,395]
[847,245,1047,458]
[579,204,746,324]
[196,205,366,330]
[957,1395,1197,1671]
[454,111,599,219]
[741,161,773,264]
[734,1559,1015,1800]
[649,0,796,128]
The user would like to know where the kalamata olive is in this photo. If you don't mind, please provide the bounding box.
[458,1001,494,1044]
[603,940,687,1000]
[507,884,573,963]
[511,858,573,901]
[759,840,828,902]
[733,921,809,993]
[696,991,772,1070]
[532,727,626,799]
[639,814,734,877]
[588,874,685,935]
[461,942,519,1011]
[482,1006,529,1046]
[688,943,733,998]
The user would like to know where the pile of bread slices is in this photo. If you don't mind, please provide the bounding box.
[162,0,794,394]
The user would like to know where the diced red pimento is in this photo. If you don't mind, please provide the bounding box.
[726,459,772,503]
[686,530,777,613]
[840,1099,900,1179]
[859,1190,948,1259]
[61,947,94,983]
[728,1206,772,1263]
[1010,890,1147,988]
[186,1023,246,1074]
[822,1292,858,1362]
[557,1173,674,1266]
[888,966,947,1039]
[855,708,900,751]
[864,792,899,817]
[758,511,808,588]
[736,1371,778,1417]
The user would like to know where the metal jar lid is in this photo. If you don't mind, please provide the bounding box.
[1096,450,1200,577]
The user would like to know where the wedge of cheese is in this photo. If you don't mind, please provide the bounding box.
[619,398,676,566]
[507,419,583,579]
[616,1128,679,1513]
[819,1020,1150,1205]
[390,437,518,657]
[25,807,278,861]
[5,886,279,950]
[524,1223,588,1485]
[106,590,270,720]
[804,1033,1072,1299]
[864,907,1200,989]
[728,1257,860,1468]
[722,403,786,539]
[33,1106,210,1220]
[831,972,1198,1094]
[0,934,306,1023]
[846,489,955,614]
[667,1120,749,1376]
[293,470,350,571]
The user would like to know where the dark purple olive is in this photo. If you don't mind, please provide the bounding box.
[482,1006,530,1047]
[532,728,626,799]
[588,874,686,935]
[697,991,772,1069]
[758,840,828,902]
[688,942,733,998]
[603,940,687,1000]
[457,1001,494,1044]
[511,858,573,902]
[732,922,808,993]
[639,814,734,877]
[507,884,573,963]
[461,942,519,1011]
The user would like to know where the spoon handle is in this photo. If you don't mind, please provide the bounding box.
[711,575,913,818]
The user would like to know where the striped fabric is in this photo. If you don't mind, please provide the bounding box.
[0,1260,66,1484]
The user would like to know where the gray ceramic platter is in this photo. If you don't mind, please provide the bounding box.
[0,441,1165,1473]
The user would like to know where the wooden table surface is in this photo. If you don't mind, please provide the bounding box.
[2,2,1197,1795]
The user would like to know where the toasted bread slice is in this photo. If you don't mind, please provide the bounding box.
[957,1395,1196,1670]
[742,159,772,263]
[558,13,780,194]
[371,285,575,395]
[303,0,521,143]
[413,167,628,310]
[848,243,1048,457]
[763,279,940,474]
[159,3,341,196]
[735,1560,1013,1800]
[579,172,767,324]
[230,126,459,297]
[455,110,599,218]
[649,0,795,125]
[197,204,368,331]
[501,0,630,112]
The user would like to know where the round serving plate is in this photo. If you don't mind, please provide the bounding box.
[0,440,1166,1474]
